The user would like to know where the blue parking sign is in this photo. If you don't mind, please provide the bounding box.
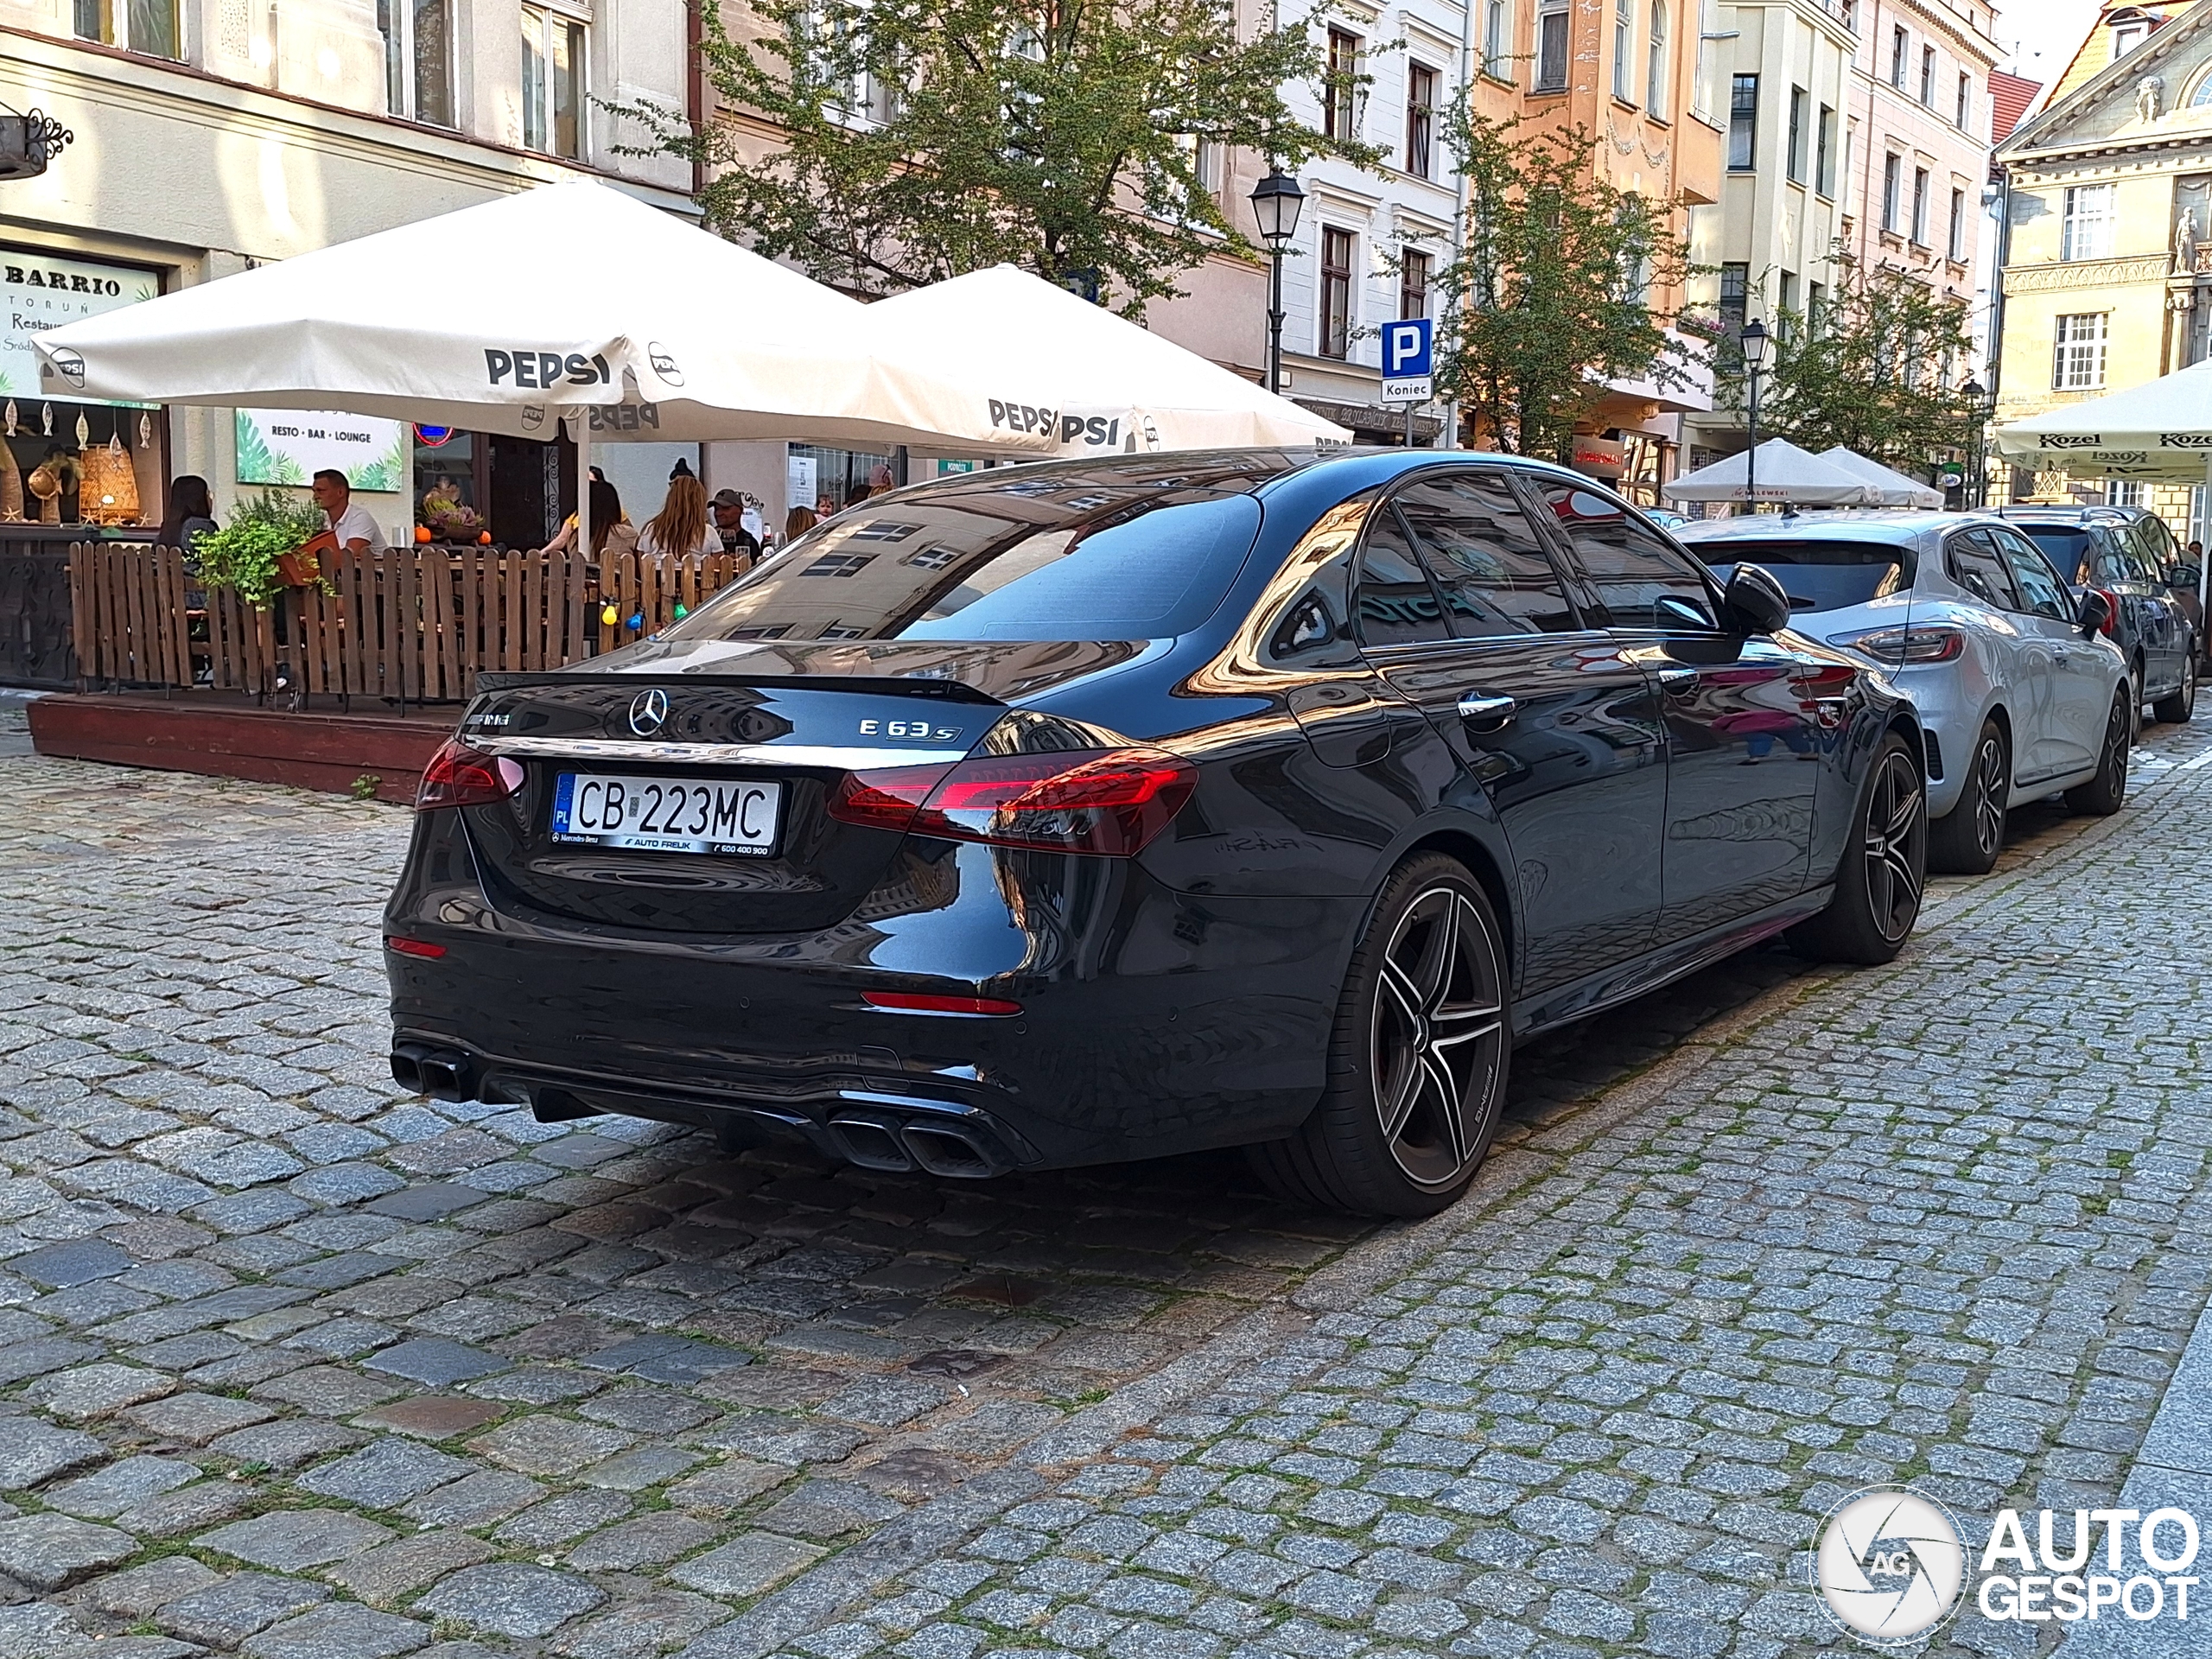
[1382,318,1433,379]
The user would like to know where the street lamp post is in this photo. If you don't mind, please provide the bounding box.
[1739,318,1770,516]
[1249,168,1306,397]
[1961,378,1989,508]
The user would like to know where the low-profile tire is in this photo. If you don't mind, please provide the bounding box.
[1786,731,1926,966]
[2065,685,2132,816]
[2152,648,2197,725]
[1927,718,2008,875]
[1246,854,1509,1218]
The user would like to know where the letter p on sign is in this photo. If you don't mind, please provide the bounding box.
[1383,319,1433,379]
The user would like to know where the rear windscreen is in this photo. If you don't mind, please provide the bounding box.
[2015,526,2100,585]
[1698,539,1912,612]
[664,462,1274,644]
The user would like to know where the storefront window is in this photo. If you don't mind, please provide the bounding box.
[789,444,893,516]
[381,0,455,125]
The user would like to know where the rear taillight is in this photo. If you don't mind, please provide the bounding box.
[385,936,448,959]
[1829,625,1965,664]
[2092,589,2120,637]
[828,747,1197,855]
[416,740,526,810]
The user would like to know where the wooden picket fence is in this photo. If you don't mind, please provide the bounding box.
[68,543,749,701]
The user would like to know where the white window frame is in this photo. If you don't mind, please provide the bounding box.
[2054,313,2109,391]
[521,1,590,161]
[2061,183,2115,261]
[380,0,455,125]
[1646,1,1668,118]
[73,0,181,57]
[1535,0,1570,92]
[1612,0,1634,103]
[1483,0,1513,79]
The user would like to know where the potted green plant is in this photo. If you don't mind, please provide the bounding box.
[187,490,332,608]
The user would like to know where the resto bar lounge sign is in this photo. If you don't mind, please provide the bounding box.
[8,245,159,405]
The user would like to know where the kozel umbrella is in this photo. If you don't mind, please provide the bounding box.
[862,265,1351,455]
[34,180,1046,459]
[1992,359,2212,486]
[1818,446,1945,508]
[1662,437,1884,506]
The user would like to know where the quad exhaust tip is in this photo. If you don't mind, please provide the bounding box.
[827,1115,1009,1179]
[391,1043,472,1103]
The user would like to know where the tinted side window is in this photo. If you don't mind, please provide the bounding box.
[1541,485,1717,628]
[2132,517,2175,572]
[1356,505,1451,645]
[1947,530,2021,611]
[1394,472,1579,638]
[1993,530,2075,621]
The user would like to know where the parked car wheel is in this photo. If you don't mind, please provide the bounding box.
[2129,658,2146,735]
[2152,647,2197,725]
[1928,718,2008,875]
[2065,688,2133,816]
[1248,855,1509,1218]
[1787,733,1926,965]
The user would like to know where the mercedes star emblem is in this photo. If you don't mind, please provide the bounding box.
[627,689,670,736]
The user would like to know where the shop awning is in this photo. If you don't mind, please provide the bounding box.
[34,181,1050,455]
[861,265,1351,454]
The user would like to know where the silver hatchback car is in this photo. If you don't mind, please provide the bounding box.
[1678,512,2133,874]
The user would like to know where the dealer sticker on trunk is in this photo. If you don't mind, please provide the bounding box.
[551,772,781,856]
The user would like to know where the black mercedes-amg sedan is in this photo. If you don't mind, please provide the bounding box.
[385,449,1926,1217]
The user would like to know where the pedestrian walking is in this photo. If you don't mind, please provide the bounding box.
[156,474,217,551]
[638,474,719,557]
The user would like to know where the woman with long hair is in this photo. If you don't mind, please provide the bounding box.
[157,474,217,550]
[639,474,717,556]
[783,505,818,545]
[588,479,636,556]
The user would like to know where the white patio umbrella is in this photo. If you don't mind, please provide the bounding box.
[1992,359,2212,485]
[1662,437,1884,505]
[1819,447,1945,508]
[33,180,1048,460]
[862,265,1351,455]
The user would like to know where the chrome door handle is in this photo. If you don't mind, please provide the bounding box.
[1458,693,1517,729]
[1657,666,1698,692]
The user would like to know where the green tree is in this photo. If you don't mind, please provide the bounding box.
[620,0,1371,311]
[1738,252,1979,470]
[1431,109,1695,459]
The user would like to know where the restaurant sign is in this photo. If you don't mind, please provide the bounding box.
[236,409,409,492]
[1,244,159,406]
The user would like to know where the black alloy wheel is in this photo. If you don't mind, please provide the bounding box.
[1928,719,2007,875]
[2152,649,2197,725]
[2066,688,2132,816]
[1247,855,1509,1217]
[1788,731,1925,965]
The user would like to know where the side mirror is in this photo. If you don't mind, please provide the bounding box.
[1719,563,1792,635]
[2078,589,2114,638]
[2168,566,2201,590]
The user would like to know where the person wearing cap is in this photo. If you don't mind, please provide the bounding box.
[711,489,762,567]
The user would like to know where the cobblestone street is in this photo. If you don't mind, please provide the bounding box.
[0,712,2207,1659]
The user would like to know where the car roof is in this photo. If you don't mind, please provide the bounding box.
[1995,505,2139,525]
[1672,510,1957,547]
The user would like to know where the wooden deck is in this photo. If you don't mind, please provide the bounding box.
[28,691,457,804]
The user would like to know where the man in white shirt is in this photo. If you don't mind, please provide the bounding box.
[312,469,386,554]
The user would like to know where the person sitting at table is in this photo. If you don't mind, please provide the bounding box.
[710,489,762,566]
[157,474,217,551]
[638,474,720,557]
[784,505,818,546]
[312,469,385,554]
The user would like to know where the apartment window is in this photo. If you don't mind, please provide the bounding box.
[1406,63,1437,177]
[2053,313,2109,390]
[1881,154,1901,231]
[1890,26,1908,90]
[1325,29,1360,142]
[2112,21,2147,57]
[1319,227,1356,359]
[1718,262,1749,339]
[379,0,454,125]
[1808,280,1826,335]
[522,5,587,158]
[1787,87,1808,182]
[1778,270,1798,336]
[1647,1,1669,116]
[2106,480,2146,507]
[72,0,179,56]
[1920,45,1936,106]
[1401,249,1433,321]
[1815,105,1836,195]
[1728,74,1758,169]
[1484,0,1512,79]
[1536,0,1571,92]
[1911,168,1930,244]
[1948,188,1965,260]
[1956,71,1972,130]
[1840,0,1855,27]
[1613,0,1635,102]
[2061,183,2115,260]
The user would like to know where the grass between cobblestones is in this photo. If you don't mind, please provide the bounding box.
[0,715,2202,1659]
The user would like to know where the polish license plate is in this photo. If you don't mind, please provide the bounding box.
[551,772,782,855]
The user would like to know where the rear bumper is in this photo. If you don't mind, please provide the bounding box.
[384,820,1360,1172]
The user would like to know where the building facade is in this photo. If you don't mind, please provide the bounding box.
[1989,0,2212,537]
[0,0,693,543]
[1681,0,1858,467]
